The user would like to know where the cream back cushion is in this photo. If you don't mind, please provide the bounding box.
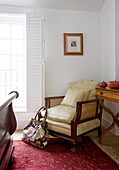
[61,88,90,107]
[69,80,100,100]
[87,90,96,100]
[69,80,100,90]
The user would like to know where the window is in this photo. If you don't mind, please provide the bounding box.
[0,12,45,113]
[0,13,26,111]
[0,11,44,113]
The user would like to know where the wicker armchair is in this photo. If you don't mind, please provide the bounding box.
[40,80,102,152]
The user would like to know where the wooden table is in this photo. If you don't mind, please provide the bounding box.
[96,87,119,143]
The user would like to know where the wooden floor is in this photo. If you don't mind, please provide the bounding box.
[12,129,119,164]
[88,129,119,164]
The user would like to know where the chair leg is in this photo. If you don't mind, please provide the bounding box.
[97,127,102,137]
[70,142,77,153]
[70,137,82,153]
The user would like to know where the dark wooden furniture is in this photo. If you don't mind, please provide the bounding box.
[39,95,101,152]
[96,87,119,143]
[0,91,19,170]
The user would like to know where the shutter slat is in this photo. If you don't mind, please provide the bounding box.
[27,13,44,112]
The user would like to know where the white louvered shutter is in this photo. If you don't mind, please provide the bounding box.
[26,13,45,113]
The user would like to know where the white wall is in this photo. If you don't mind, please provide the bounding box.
[15,8,101,129]
[100,0,119,135]
[115,0,119,81]
[115,0,119,135]
[100,0,115,82]
[45,9,101,96]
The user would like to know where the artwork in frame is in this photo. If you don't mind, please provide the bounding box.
[64,33,83,55]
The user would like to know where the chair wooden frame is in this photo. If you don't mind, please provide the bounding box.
[39,96,102,152]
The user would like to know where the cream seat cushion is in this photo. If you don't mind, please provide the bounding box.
[41,103,98,124]
[47,118,100,136]
[41,105,76,124]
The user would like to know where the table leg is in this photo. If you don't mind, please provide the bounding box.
[99,99,117,144]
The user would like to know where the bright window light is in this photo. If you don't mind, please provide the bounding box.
[0,13,26,112]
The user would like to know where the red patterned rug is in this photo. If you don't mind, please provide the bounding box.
[12,136,119,170]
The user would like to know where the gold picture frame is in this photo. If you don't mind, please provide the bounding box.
[64,33,83,55]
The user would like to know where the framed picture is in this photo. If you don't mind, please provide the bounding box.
[64,33,83,55]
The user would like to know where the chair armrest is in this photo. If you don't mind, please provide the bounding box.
[72,97,99,124]
[45,96,64,108]
[77,97,98,105]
